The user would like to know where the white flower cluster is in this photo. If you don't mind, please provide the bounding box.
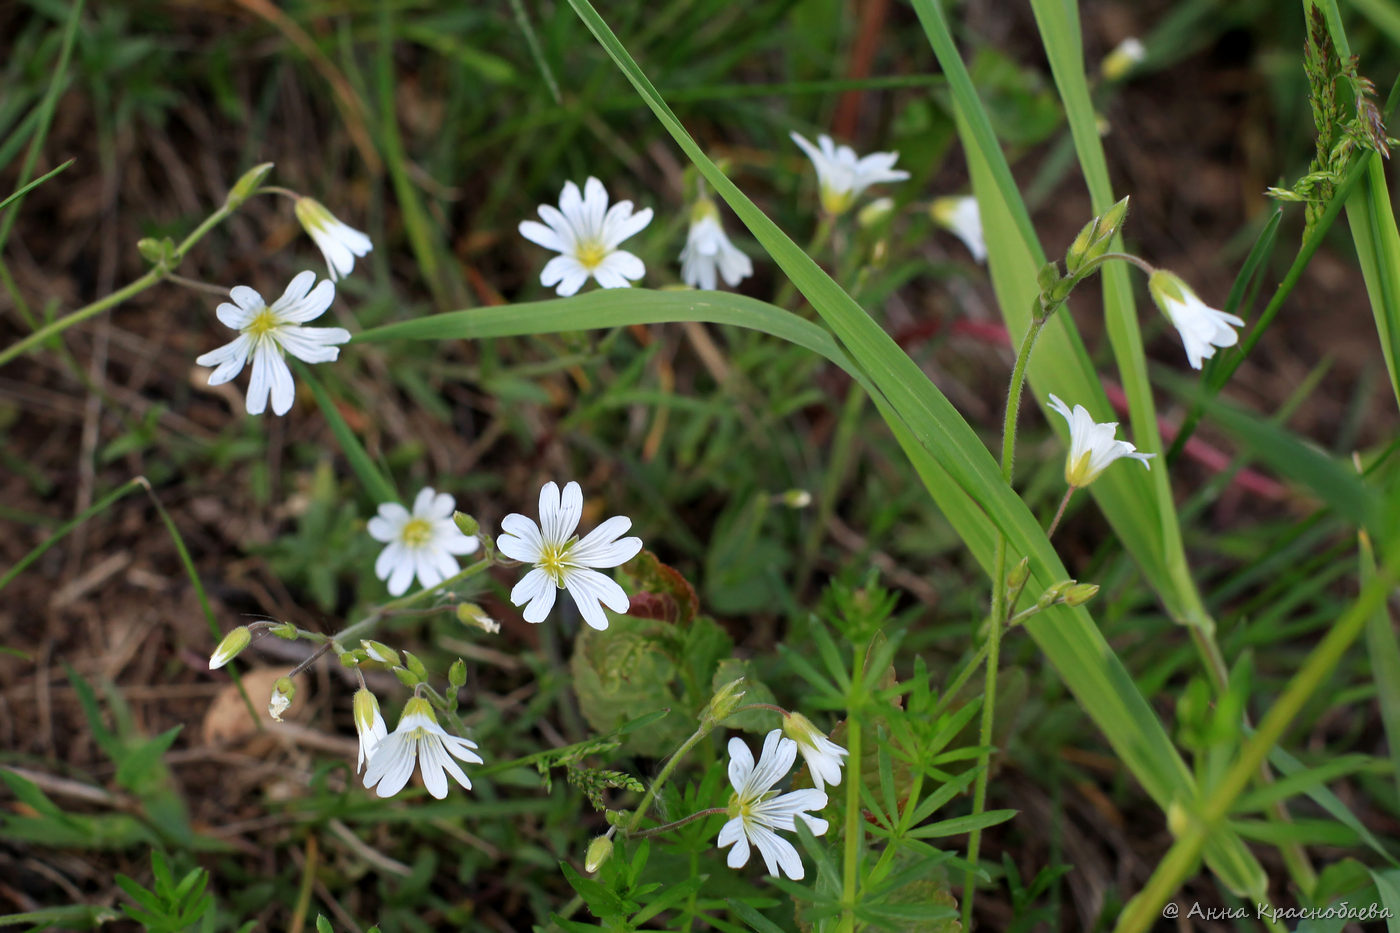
[718,714,849,881]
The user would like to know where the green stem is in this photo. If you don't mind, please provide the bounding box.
[838,637,871,933]
[625,724,712,835]
[962,309,1046,928]
[1112,559,1398,933]
[0,200,237,370]
[284,558,494,679]
[632,807,728,838]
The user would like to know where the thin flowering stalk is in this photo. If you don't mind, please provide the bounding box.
[281,557,494,680]
[0,193,250,369]
[623,723,711,836]
[963,297,1051,927]
[837,638,869,933]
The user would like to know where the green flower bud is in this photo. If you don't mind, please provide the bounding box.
[1036,581,1074,610]
[701,677,747,725]
[225,162,274,209]
[1064,582,1100,606]
[584,835,614,873]
[448,658,467,689]
[209,626,251,670]
[780,489,813,509]
[393,666,421,688]
[857,196,895,229]
[1005,557,1030,592]
[137,236,177,269]
[360,639,399,666]
[403,650,429,681]
[1065,196,1130,275]
[452,511,479,537]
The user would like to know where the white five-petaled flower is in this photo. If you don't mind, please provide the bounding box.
[496,481,643,630]
[718,730,829,880]
[294,197,373,282]
[930,195,987,263]
[1047,394,1155,488]
[789,131,910,216]
[368,487,480,597]
[1148,270,1244,370]
[353,688,388,774]
[782,712,848,792]
[679,197,753,291]
[519,177,653,296]
[196,270,351,416]
[362,696,483,799]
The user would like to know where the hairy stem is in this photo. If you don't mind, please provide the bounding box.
[963,308,1046,928]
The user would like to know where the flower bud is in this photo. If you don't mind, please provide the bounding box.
[360,639,399,666]
[1036,581,1074,610]
[780,489,812,509]
[403,650,429,681]
[701,677,747,726]
[1166,798,1193,838]
[584,835,614,873]
[1100,37,1145,82]
[1065,196,1129,275]
[857,196,895,229]
[352,687,382,738]
[225,162,274,209]
[209,626,251,670]
[1064,582,1100,606]
[1005,557,1030,592]
[137,236,177,269]
[457,602,500,634]
[452,511,479,537]
[269,677,295,721]
[448,658,467,689]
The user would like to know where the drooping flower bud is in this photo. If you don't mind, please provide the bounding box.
[209,626,251,670]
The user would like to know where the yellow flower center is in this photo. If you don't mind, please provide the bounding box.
[539,540,571,586]
[575,240,609,269]
[246,307,280,338]
[400,517,434,547]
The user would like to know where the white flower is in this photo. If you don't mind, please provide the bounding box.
[1046,394,1155,488]
[496,481,643,630]
[294,197,372,282]
[353,688,388,774]
[679,198,752,291]
[362,696,483,799]
[1101,37,1146,81]
[519,177,653,296]
[195,271,351,417]
[1148,270,1244,370]
[930,195,987,263]
[783,712,848,791]
[718,730,829,880]
[268,678,293,722]
[790,131,909,216]
[368,487,481,597]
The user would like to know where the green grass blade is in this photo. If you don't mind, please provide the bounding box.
[1361,527,1400,803]
[299,366,399,506]
[0,158,74,213]
[0,0,83,256]
[1309,0,1400,409]
[0,478,142,594]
